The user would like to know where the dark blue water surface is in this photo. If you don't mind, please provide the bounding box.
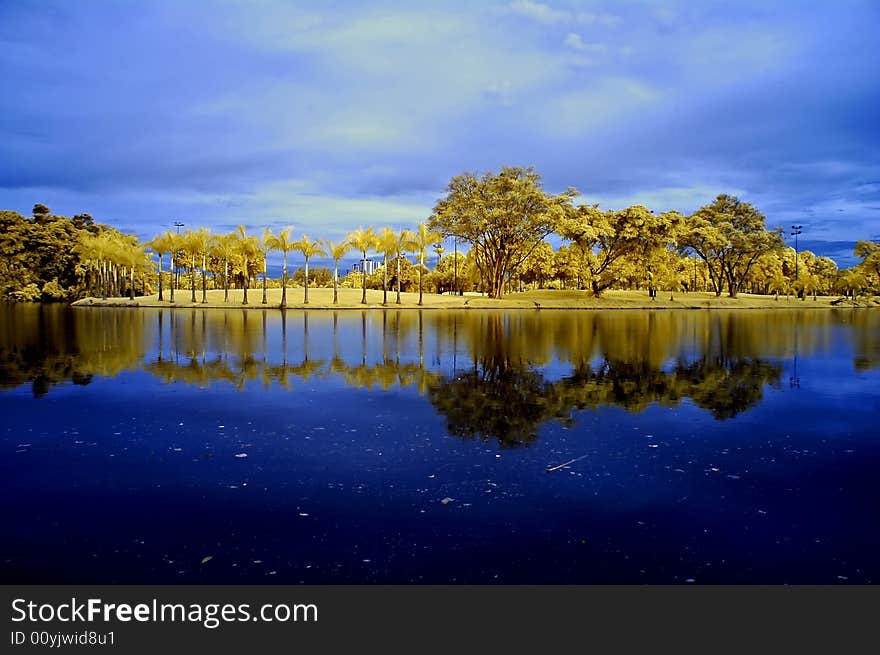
[1,305,878,583]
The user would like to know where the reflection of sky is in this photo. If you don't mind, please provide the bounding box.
[2,1,879,267]
[2,308,880,582]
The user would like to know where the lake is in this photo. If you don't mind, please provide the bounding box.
[1,304,878,583]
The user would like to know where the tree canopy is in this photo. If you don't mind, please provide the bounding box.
[430,166,578,298]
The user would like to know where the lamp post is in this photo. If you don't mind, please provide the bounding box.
[790,225,803,297]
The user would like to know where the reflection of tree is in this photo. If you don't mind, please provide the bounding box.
[0,307,862,442]
[849,311,880,371]
[0,304,145,397]
[427,365,555,447]
[679,357,782,419]
[427,353,783,447]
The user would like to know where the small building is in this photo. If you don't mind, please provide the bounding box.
[351,259,381,275]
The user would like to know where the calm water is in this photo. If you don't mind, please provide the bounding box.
[1,304,878,583]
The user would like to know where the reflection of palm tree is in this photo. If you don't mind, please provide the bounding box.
[361,311,368,366]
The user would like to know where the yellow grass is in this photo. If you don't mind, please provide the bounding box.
[72,287,868,310]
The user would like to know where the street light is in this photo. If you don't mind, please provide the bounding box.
[790,225,803,296]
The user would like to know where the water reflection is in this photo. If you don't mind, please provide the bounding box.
[2,305,878,444]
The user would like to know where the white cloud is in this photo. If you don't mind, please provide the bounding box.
[246,180,435,237]
[563,33,606,53]
[588,185,749,214]
[509,0,568,25]
[538,77,661,137]
[574,11,622,28]
[510,1,620,27]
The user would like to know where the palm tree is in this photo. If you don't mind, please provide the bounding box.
[293,235,326,304]
[258,228,273,304]
[235,225,260,305]
[265,227,295,308]
[167,232,180,303]
[210,233,237,303]
[324,239,351,305]
[347,227,378,304]
[407,222,442,306]
[148,232,173,301]
[179,229,202,303]
[186,227,212,303]
[395,228,415,304]
[377,227,398,305]
[120,237,148,300]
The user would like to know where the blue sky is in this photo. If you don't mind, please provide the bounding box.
[1,0,879,266]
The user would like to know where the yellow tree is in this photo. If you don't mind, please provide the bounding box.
[394,228,416,304]
[210,233,238,303]
[324,239,351,304]
[431,167,578,298]
[148,232,174,301]
[235,225,260,305]
[377,226,399,305]
[347,227,378,304]
[293,234,326,304]
[406,222,442,306]
[265,227,295,308]
[258,228,274,304]
[187,227,212,303]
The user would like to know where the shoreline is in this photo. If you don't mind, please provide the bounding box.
[70,288,877,311]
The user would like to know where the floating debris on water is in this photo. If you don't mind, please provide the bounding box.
[546,455,587,473]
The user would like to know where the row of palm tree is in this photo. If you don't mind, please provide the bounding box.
[145,222,443,307]
[76,231,150,300]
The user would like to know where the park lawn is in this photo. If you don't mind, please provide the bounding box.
[72,286,863,310]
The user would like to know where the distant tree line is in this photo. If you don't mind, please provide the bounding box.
[2,168,879,303]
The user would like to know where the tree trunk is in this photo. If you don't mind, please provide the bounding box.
[396,255,401,304]
[169,255,175,302]
[262,258,267,304]
[418,254,424,306]
[242,258,249,304]
[333,262,339,304]
[361,254,367,304]
[281,252,288,308]
[223,259,229,302]
[187,256,194,302]
[304,258,310,304]
[129,267,135,300]
[157,254,164,301]
[201,255,208,303]
[383,256,388,305]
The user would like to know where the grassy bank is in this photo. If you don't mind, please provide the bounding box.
[71,287,874,310]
